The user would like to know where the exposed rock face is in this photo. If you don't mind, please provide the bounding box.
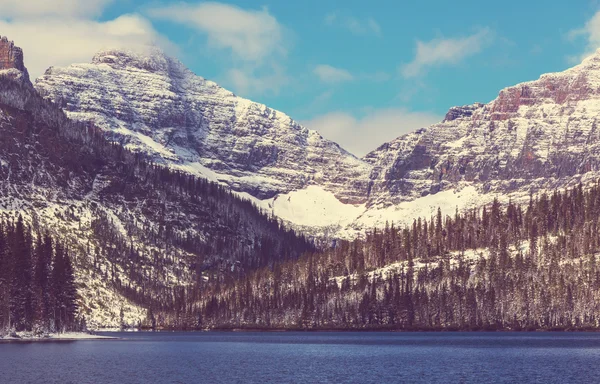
[364,50,600,207]
[34,46,600,235]
[443,103,484,122]
[0,36,30,83]
[0,42,312,327]
[35,48,371,203]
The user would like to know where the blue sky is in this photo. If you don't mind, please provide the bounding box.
[0,0,599,155]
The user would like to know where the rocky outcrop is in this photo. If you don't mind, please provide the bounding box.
[0,36,30,84]
[35,48,371,204]
[443,103,484,122]
[34,45,600,234]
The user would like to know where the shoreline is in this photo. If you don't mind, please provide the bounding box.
[115,327,600,333]
[0,332,119,342]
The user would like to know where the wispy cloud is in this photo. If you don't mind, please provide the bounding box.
[148,2,289,96]
[302,108,442,157]
[401,28,493,78]
[313,64,354,84]
[568,10,600,61]
[0,0,169,79]
[0,0,113,18]
[226,65,290,96]
[325,12,381,37]
[148,3,285,64]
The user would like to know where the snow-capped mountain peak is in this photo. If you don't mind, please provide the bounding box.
[92,47,176,72]
[35,44,600,238]
[35,47,372,208]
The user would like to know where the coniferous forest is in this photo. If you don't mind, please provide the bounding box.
[139,182,600,331]
[9,177,600,332]
[3,56,600,332]
[0,216,80,335]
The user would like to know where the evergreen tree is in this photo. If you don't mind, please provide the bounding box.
[10,217,33,331]
[33,234,52,329]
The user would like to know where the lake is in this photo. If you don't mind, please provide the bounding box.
[2,332,600,383]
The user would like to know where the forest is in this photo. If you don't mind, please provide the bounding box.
[3,71,600,331]
[0,72,313,332]
[0,216,80,335]
[143,181,600,331]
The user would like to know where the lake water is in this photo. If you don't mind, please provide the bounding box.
[2,332,600,383]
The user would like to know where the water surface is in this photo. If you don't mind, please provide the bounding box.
[2,332,600,383]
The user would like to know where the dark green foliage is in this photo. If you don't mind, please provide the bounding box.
[51,243,77,332]
[0,74,314,326]
[170,182,600,331]
[0,219,79,334]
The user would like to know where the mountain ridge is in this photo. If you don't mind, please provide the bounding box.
[34,45,600,238]
[4,36,600,330]
[0,39,313,329]
[36,47,372,206]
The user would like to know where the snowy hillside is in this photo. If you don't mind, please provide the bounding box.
[34,46,600,238]
[0,40,312,328]
[35,47,371,205]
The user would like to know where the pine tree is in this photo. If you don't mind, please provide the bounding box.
[33,233,52,330]
[0,226,9,331]
[63,250,77,329]
[10,217,33,331]
[51,243,66,332]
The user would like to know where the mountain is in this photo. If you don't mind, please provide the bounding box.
[354,50,600,231]
[364,52,600,204]
[34,48,377,236]
[34,48,371,205]
[0,39,312,330]
[194,183,600,331]
[36,47,600,237]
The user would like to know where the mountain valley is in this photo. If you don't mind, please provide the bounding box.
[34,46,600,238]
[2,35,600,331]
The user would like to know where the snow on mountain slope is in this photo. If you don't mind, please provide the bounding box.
[364,50,600,207]
[35,47,372,206]
[35,46,600,238]
[0,39,313,327]
[241,184,483,239]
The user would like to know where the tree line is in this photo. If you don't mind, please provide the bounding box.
[0,72,313,331]
[143,181,600,330]
[0,216,80,335]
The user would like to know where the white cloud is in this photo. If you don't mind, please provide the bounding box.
[148,2,285,64]
[401,28,492,78]
[302,108,442,157]
[313,64,353,83]
[0,14,169,79]
[0,0,113,18]
[568,11,600,61]
[312,90,334,104]
[147,2,288,96]
[225,65,289,95]
[325,12,381,37]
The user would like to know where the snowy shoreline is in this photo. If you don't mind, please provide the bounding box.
[0,332,118,342]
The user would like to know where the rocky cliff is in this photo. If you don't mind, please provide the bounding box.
[0,40,312,327]
[35,48,371,205]
[0,36,30,84]
[34,46,600,236]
